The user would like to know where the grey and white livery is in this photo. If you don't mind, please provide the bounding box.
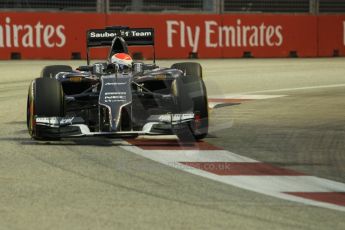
[26,26,208,141]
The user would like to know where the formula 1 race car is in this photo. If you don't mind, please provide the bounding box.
[26,26,208,141]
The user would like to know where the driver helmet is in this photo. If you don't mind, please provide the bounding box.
[111,53,133,72]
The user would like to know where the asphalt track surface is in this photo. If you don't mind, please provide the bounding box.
[0,58,344,229]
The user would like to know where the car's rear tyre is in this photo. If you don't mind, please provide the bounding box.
[171,62,208,142]
[171,62,202,81]
[41,65,72,78]
[27,78,65,140]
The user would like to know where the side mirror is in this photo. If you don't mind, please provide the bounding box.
[93,63,106,74]
[76,65,93,72]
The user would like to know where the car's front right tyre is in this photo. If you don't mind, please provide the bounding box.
[27,78,65,140]
[40,65,72,78]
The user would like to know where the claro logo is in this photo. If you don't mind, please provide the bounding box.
[0,17,66,48]
[167,19,283,53]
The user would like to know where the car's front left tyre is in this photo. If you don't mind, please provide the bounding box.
[171,62,209,142]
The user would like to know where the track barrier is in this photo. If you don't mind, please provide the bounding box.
[0,12,344,59]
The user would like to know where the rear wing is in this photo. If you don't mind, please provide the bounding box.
[86,26,155,64]
[87,27,154,47]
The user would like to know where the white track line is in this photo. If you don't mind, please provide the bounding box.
[120,147,258,163]
[119,88,345,211]
[120,138,345,212]
[209,94,287,100]
[208,83,345,102]
[208,94,287,109]
[216,83,345,97]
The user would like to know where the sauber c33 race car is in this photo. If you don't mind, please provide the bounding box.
[26,26,208,141]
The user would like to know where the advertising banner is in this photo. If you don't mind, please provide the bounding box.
[0,12,106,59]
[106,14,223,59]
[221,14,317,58]
[0,12,343,59]
[318,15,345,57]
[107,14,318,58]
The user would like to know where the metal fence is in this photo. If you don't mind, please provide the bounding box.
[109,0,204,12]
[223,0,310,13]
[319,0,345,13]
[0,0,98,11]
[0,0,344,13]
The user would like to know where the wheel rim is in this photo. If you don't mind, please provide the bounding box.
[27,85,36,137]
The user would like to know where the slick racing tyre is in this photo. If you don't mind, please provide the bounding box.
[40,65,72,78]
[171,62,208,141]
[27,78,65,140]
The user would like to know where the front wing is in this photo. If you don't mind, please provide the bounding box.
[34,113,194,138]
